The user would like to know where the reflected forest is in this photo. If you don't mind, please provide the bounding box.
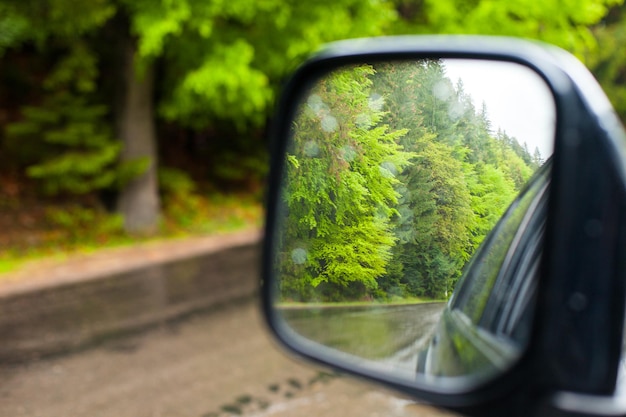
[278,61,544,302]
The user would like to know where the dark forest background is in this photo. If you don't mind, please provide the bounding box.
[1,0,624,269]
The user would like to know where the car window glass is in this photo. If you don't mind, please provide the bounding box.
[450,164,550,326]
[497,223,544,338]
[480,187,547,337]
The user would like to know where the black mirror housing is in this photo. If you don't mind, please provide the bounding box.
[262,36,626,417]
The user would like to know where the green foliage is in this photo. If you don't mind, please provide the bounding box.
[46,205,124,242]
[119,0,398,130]
[4,44,120,195]
[162,191,262,233]
[161,39,272,129]
[0,3,29,54]
[0,192,263,278]
[0,0,399,235]
[466,163,516,248]
[6,95,121,195]
[158,166,196,196]
[43,43,99,93]
[155,166,198,228]
[590,4,626,123]
[156,166,262,233]
[1,0,116,41]
[279,65,413,301]
[393,0,622,61]
[117,157,151,189]
[279,60,544,302]
[163,192,204,229]
[1,0,624,289]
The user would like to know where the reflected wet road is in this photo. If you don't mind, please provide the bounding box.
[282,303,446,374]
[0,299,455,417]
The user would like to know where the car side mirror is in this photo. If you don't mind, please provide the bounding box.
[262,36,626,417]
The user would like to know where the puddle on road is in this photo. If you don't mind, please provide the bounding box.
[202,371,339,417]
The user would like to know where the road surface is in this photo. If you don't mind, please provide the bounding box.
[282,303,446,376]
[0,299,456,417]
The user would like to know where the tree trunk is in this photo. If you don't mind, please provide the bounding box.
[116,36,160,235]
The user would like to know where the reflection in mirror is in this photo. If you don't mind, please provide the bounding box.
[273,59,555,386]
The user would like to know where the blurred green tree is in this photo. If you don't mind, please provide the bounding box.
[4,42,122,196]
[0,0,622,240]
[590,3,626,122]
[0,0,397,233]
[392,0,622,59]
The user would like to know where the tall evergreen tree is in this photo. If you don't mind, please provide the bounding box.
[279,65,412,301]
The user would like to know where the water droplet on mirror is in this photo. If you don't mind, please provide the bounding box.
[306,94,324,114]
[303,141,320,157]
[355,113,372,129]
[341,145,357,162]
[291,248,307,265]
[379,161,397,178]
[433,80,453,101]
[321,115,338,132]
[448,101,466,121]
[368,93,384,112]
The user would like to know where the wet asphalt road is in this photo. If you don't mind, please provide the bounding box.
[282,302,446,374]
[0,299,457,417]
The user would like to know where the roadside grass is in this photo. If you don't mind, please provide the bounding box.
[277,297,446,309]
[0,192,263,278]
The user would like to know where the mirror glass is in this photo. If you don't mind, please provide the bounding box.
[271,59,555,387]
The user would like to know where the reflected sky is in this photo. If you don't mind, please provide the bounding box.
[444,59,556,159]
